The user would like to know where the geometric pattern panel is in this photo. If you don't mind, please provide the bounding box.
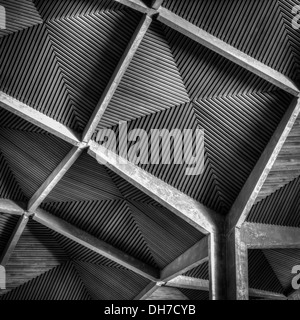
[0,262,91,300]
[163,0,297,82]
[128,201,205,269]
[3,220,69,294]
[184,262,209,280]
[194,90,293,211]
[42,200,158,268]
[163,26,276,101]
[99,21,190,129]
[0,213,19,257]
[0,0,43,38]
[0,24,77,129]
[34,0,122,21]
[0,130,73,199]
[248,250,284,293]
[247,176,300,227]
[44,152,123,203]
[46,9,142,131]
[178,288,209,300]
[74,261,150,300]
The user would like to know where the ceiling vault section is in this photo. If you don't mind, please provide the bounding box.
[0,0,300,300]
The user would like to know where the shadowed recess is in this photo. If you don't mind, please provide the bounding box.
[0,261,91,300]
[41,199,158,268]
[162,25,276,101]
[46,8,142,132]
[248,249,284,293]
[162,0,298,83]
[74,261,150,300]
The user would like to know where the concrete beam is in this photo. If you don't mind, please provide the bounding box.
[88,142,223,234]
[227,97,300,232]
[0,199,26,216]
[167,276,209,291]
[82,14,152,142]
[157,8,300,97]
[112,0,156,14]
[242,223,300,249]
[33,208,160,282]
[0,91,81,146]
[151,0,164,10]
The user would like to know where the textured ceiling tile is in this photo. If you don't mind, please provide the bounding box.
[248,249,284,293]
[247,176,300,227]
[128,201,204,269]
[163,0,297,82]
[184,262,209,280]
[194,90,293,211]
[74,261,150,300]
[178,288,209,300]
[41,199,158,268]
[99,21,190,128]
[263,249,300,291]
[163,25,275,101]
[33,0,123,22]
[0,130,73,199]
[44,152,123,203]
[0,23,78,129]
[0,261,91,300]
[3,220,69,294]
[46,9,142,132]
[0,0,43,38]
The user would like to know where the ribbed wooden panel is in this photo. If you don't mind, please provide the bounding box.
[0,23,78,129]
[128,201,204,269]
[0,0,42,38]
[44,152,123,203]
[74,261,150,300]
[46,9,142,132]
[248,176,300,227]
[163,0,297,82]
[0,214,19,256]
[248,250,284,293]
[0,130,72,199]
[42,200,158,268]
[99,21,190,128]
[0,261,91,300]
[148,287,189,300]
[4,220,69,294]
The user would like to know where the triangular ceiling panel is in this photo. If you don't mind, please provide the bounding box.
[74,261,150,300]
[0,23,78,129]
[46,9,142,132]
[193,90,293,211]
[99,21,190,129]
[0,261,91,300]
[0,129,73,199]
[34,0,123,21]
[163,0,296,82]
[4,220,69,294]
[44,152,123,203]
[184,262,209,280]
[41,199,158,268]
[162,25,276,101]
[0,0,43,38]
[178,288,209,300]
[248,249,284,293]
[128,201,204,269]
